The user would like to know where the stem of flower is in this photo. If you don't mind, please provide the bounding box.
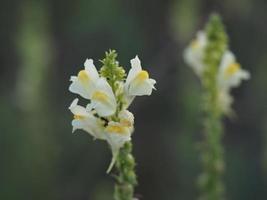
[114,142,137,200]
[198,14,227,200]
[100,50,137,200]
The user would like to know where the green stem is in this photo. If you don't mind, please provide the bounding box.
[198,14,227,200]
[114,142,137,200]
[199,89,224,200]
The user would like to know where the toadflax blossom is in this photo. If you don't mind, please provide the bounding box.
[184,31,207,77]
[69,59,99,99]
[217,50,250,90]
[125,56,156,96]
[69,98,106,140]
[216,50,250,115]
[104,109,134,172]
[68,52,156,173]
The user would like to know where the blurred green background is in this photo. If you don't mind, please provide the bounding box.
[1,0,267,199]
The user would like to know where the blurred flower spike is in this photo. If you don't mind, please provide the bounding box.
[184,27,250,115]
[68,50,156,172]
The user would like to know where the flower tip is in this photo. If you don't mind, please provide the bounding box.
[245,71,251,80]
[69,98,79,109]
[84,58,94,67]
[72,127,77,133]
[131,55,141,68]
[106,155,117,174]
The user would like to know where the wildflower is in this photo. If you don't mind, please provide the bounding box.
[69,59,99,99]
[125,56,156,96]
[68,51,155,174]
[105,119,133,173]
[217,50,250,90]
[184,31,207,77]
[69,98,106,140]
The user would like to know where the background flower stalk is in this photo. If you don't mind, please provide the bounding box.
[184,14,250,200]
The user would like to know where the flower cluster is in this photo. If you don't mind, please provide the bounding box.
[68,52,156,172]
[184,31,250,114]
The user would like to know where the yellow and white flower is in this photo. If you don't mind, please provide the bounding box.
[91,78,117,117]
[69,98,106,140]
[105,110,134,172]
[184,31,207,77]
[69,59,99,99]
[124,56,156,96]
[217,50,250,90]
[105,121,132,150]
[106,110,134,151]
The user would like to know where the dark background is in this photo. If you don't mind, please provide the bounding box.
[1,0,267,199]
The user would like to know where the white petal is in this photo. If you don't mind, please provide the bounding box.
[71,115,106,140]
[197,31,207,47]
[69,98,105,139]
[125,56,142,86]
[130,55,142,71]
[183,31,207,77]
[183,47,205,76]
[69,98,89,116]
[84,59,99,81]
[228,69,250,88]
[91,78,117,117]
[128,78,156,96]
[69,80,91,99]
[119,110,134,127]
[105,122,131,151]
[69,59,99,99]
[219,50,235,72]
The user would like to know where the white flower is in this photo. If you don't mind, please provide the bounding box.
[69,98,106,140]
[105,120,133,173]
[184,31,207,77]
[91,78,117,117]
[69,59,99,99]
[217,50,250,90]
[124,56,156,96]
[105,121,132,149]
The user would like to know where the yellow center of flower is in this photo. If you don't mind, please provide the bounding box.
[191,39,199,49]
[225,63,240,76]
[135,70,149,82]
[92,91,108,103]
[73,115,85,120]
[106,125,127,135]
[78,70,90,83]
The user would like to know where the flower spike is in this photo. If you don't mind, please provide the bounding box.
[68,50,156,199]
